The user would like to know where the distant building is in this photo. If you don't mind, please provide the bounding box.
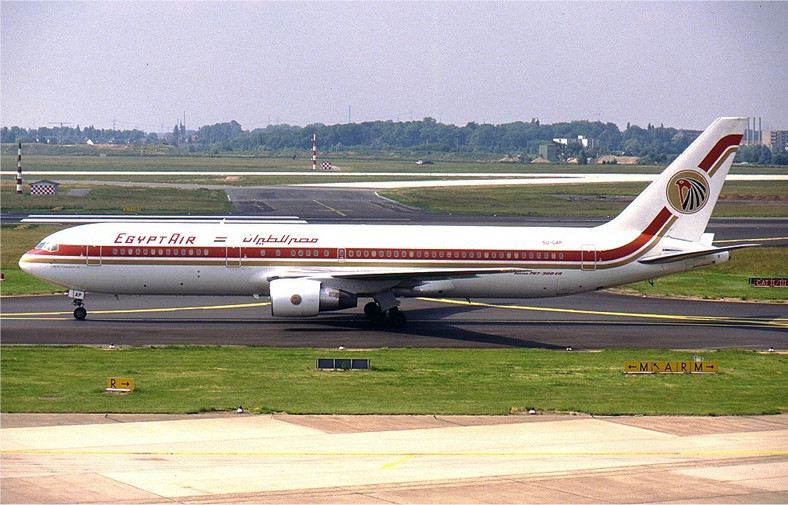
[30,180,59,196]
[538,143,558,162]
[596,155,638,165]
[552,135,598,149]
[672,129,702,145]
[767,130,788,152]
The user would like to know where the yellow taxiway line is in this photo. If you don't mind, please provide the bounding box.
[424,298,788,328]
[2,297,785,329]
[0,301,270,319]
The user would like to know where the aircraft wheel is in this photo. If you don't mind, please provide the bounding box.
[364,301,382,320]
[73,306,87,321]
[387,307,406,328]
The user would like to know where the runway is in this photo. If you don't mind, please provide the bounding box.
[2,291,785,349]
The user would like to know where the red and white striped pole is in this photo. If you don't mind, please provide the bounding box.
[16,141,23,194]
[311,133,317,170]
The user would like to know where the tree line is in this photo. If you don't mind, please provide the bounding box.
[3,118,786,165]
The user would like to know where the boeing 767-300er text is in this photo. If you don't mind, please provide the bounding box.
[20,117,752,327]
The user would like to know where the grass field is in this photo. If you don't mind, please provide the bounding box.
[4,152,787,176]
[1,184,232,214]
[1,346,785,415]
[381,180,788,218]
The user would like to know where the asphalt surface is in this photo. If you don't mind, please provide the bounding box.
[3,292,785,349]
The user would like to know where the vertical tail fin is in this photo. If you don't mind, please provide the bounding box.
[604,117,748,242]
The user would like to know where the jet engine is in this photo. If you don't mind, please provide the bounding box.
[269,278,357,317]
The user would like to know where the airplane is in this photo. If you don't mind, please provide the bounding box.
[19,117,753,327]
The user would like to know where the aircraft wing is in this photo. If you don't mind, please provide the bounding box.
[268,267,530,282]
[637,243,759,264]
[331,267,529,281]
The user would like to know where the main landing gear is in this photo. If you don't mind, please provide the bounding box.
[364,301,407,328]
[68,289,87,320]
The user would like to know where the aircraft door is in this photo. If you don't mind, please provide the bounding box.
[338,248,346,263]
[226,245,242,268]
[85,245,102,266]
[581,244,597,271]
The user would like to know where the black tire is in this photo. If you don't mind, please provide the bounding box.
[73,306,87,320]
[387,307,406,328]
[364,301,382,320]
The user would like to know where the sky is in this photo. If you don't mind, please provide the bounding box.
[2,1,787,133]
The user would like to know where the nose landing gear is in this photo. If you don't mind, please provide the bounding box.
[68,289,87,320]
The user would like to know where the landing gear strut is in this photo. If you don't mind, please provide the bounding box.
[69,289,87,320]
[363,301,407,328]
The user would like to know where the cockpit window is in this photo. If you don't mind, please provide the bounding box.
[35,242,59,252]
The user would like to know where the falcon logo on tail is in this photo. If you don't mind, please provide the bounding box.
[667,170,709,214]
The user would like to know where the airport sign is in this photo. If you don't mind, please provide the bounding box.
[106,378,135,391]
[625,361,718,374]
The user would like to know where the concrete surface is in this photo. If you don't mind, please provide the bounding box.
[1,413,786,504]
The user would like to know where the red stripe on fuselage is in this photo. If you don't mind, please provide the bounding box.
[27,208,673,267]
[698,134,743,173]
[599,207,672,262]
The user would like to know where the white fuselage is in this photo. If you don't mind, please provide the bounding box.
[19,218,725,301]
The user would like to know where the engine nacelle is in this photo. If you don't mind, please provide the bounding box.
[269,278,357,317]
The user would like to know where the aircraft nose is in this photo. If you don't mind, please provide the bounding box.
[18,252,35,274]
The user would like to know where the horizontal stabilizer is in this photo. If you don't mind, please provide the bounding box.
[638,243,759,264]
